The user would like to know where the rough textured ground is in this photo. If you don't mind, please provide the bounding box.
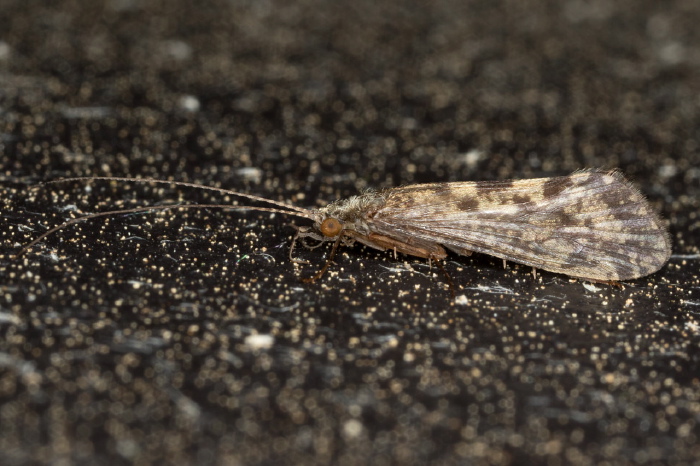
[1,0,699,464]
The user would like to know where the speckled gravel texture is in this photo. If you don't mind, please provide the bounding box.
[1,1,699,465]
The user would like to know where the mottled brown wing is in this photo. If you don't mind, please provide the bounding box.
[369,170,671,280]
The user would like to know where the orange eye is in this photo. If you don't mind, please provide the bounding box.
[320,218,343,237]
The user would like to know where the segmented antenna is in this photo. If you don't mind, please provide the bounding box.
[17,176,316,258]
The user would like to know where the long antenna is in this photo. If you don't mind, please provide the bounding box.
[15,203,314,259]
[36,176,311,214]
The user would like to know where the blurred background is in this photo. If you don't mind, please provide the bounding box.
[1,0,699,464]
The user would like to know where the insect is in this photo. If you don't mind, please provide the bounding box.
[15,169,671,283]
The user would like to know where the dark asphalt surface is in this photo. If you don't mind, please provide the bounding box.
[1,1,699,464]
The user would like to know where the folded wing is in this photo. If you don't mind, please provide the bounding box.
[370,170,671,280]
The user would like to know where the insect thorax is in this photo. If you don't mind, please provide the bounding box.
[313,189,387,235]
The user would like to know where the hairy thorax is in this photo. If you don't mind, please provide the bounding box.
[312,189,388,236]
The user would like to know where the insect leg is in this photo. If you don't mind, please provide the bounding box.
[343,230,455,295]
[289,227,309,264]
[433,257,456,299]
[344,230,447,260]
[585,278,624,289]
[301,235,344,283]
[290,226,329,264]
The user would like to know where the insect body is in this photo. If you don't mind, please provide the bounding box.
[18,170,671,282]
[302,170,671,281]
